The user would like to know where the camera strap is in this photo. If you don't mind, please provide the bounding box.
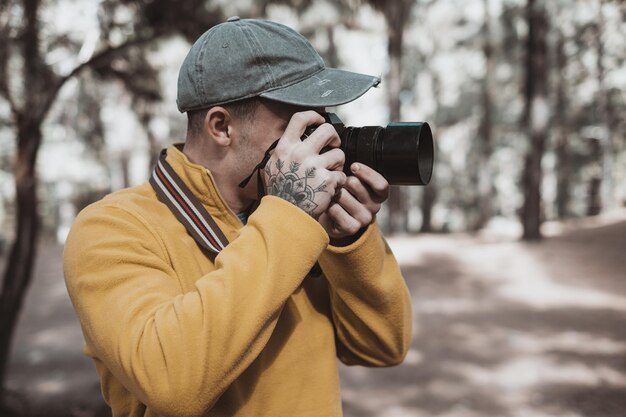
[149,146,323,277]
[238,138,280,200]
[149,148,229,255]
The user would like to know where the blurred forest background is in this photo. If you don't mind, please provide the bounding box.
[0,0,625,416]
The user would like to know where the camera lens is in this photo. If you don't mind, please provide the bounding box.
[340,122,433,185]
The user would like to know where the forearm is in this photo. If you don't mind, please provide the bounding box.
[319,222,412,366]
[65,196,329,416]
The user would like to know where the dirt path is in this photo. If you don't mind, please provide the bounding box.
[4,212,626,417]
[341,213,626,417]
[3,241,108,417]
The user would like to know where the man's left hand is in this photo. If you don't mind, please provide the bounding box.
[319,162,389,242]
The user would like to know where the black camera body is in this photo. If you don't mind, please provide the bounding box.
[306,113,434,186]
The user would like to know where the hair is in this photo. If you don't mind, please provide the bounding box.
[186,97,261,142]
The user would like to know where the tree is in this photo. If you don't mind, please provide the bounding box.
[470,0,495,231]
[594,0,620,213]
[0,0,223,408]
[419,70,441,233]
[520,0,549,240]
[554,28,572,219]
[366,0,415,234]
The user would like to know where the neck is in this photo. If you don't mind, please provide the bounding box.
[182,141,255,214]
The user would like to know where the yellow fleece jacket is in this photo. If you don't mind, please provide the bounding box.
[63,145,412,417]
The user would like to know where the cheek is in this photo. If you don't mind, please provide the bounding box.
[264,125,284,146]
[240,119,288,168]
[256,129,283,158]
[238,132,272,175]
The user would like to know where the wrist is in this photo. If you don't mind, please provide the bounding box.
[329,226,367,247]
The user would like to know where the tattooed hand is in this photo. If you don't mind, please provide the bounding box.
[262,111,347,219]
[318,162,389,243]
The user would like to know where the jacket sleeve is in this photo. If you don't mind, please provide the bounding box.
[63,196,328,417]
[318,221,412,367]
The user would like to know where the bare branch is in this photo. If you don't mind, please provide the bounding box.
[39,34,162,120]
[0,115,13,129]
[0,0,16,113]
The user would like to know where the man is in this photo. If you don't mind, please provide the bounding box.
[64,17,412,417]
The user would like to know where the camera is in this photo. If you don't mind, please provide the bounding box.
[305,113,434,186]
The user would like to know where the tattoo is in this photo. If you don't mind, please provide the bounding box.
[266,158,326,214]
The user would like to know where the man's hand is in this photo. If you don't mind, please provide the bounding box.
[319,163,389,243]
[262,111,347,219]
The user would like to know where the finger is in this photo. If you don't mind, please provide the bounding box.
[321,171,347,199]
[342,175,373,204]
[350,163,389,201]
[315,148,345,171]
[317,212,335,234]
[334,188,374,226]
[327,202,362,236]
[281,111,326,145]
[315,170,346,196]
[301,123,341,154]
[331,170,347,190]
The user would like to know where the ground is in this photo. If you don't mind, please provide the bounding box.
[3,210,626,417]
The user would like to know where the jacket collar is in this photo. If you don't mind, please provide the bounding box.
[164,143,242,230]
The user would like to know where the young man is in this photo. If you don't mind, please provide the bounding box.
[64,17,412,417]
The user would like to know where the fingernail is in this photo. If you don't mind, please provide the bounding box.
[351,163,360,173]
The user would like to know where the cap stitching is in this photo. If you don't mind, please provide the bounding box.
[261,69,380,106]
[296,30,325,68]
[260,66,326,95]
[239,22,276,89]
[194,29,221,108]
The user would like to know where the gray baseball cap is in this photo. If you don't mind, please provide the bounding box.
[176,17,381,113]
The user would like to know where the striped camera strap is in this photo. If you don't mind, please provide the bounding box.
[149,149,229,255]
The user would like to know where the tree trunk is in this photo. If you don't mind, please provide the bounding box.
[555,30,571,219]
[138,108,160,172]
[586,139,603,216]
[420,182,436,233]
[120,151,132,189]
[472,0,495,231]
[325,26,340,69]
[420,72,440,234]
[521,0,549,240]
[0,121,42,392]
[595,0,617,212]
[0,0,166,405]
[0,0,45,399]
[385,1,406,234]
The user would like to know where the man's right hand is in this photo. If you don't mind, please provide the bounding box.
[261,111,346,219]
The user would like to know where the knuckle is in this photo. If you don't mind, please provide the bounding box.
[274,141,290,155]
[293,147,306,159]
[297,144,316,159]
[346,175,360,188]
[331,147,345,162]
[305,109,320,117]
[358,210,373,225]
[319,170,334,187]
[338,172,347,186]
[346,221,361,235]
[378,179,390,192]
[328,202,342,217]
[326,169,339,182]
[292,112,307,125]
[320,123,336,137]
[373,184,388,197]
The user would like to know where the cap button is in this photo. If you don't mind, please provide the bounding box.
[227,16,240,22]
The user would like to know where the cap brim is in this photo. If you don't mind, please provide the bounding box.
[259,68,380,107]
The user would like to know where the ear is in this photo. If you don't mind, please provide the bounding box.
[204,106,233,147]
